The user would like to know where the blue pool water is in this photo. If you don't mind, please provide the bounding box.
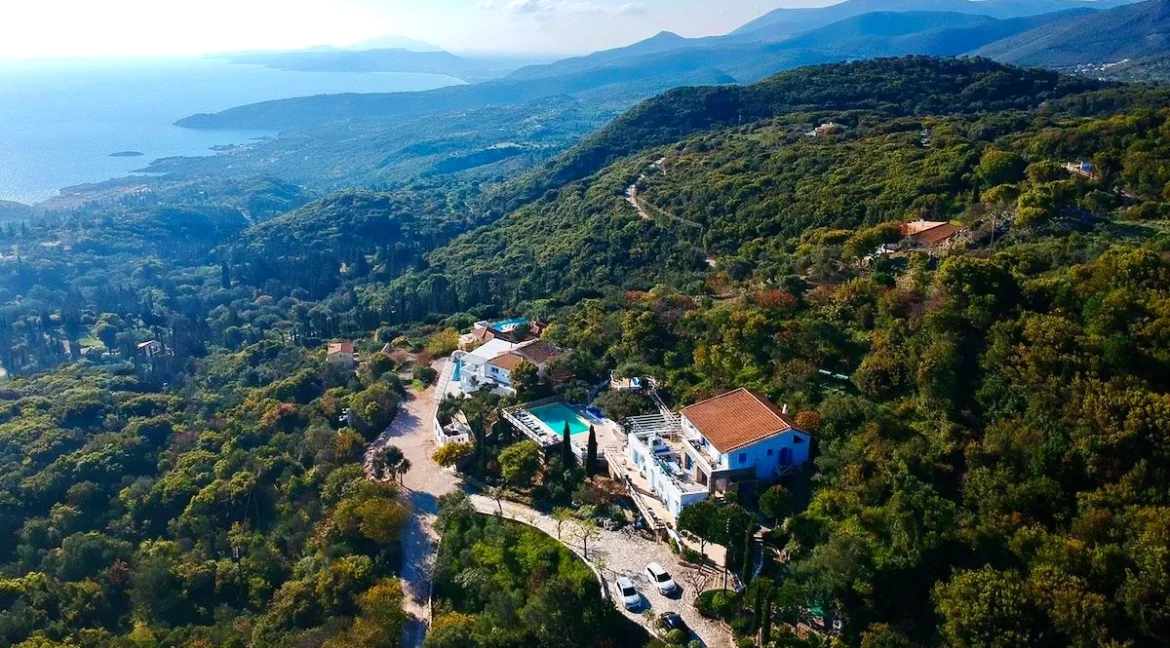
[529,403,591,438]
[490,317,528,331]
[452,358,462,381]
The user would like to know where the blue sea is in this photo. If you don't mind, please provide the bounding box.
[0,57,463,204]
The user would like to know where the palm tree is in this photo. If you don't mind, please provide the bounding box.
[375,445,410,483]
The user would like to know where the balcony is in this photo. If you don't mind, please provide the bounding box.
[680,430,721,470]
[652,451,708,495]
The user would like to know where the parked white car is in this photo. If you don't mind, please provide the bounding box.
[645,562,679,595]
[615,576,640,609]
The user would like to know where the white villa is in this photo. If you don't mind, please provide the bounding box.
[626,388,811,518]
[455,338,561,395]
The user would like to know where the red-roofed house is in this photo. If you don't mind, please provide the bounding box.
[482,339,562,390]
[327,341,356,369]
[679,389,810,493]
[625,388,811,518]
[900,219,963,251]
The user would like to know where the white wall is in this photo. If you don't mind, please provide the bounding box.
[486,364,512,386]
[719,431,811,479]
[627,433,710,518]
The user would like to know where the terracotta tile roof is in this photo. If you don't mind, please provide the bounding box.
[487,352,527,371]
[515,340,559,365]
[899,220,949,236]
[914,222,961,247]
[680,388,798,453]
[328,342,354,355]
[471,326,496,342]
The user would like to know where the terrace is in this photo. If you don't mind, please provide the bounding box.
[504,398,595,450]
[625,424,710,520]
[679,427,720,472]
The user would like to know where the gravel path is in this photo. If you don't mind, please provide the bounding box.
[364,365,451,648]
[368,358,733,648]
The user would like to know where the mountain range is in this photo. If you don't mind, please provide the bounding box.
[974,0,1170,67]
[733,0,1142,38]
[180,0,1170,133]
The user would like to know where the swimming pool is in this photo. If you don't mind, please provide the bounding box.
[529,402,591,438]
[490,317,528,331]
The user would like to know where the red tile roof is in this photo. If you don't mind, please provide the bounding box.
[899,220,948,236]
[914,222,961,247]
[471,326,496,342]
[515,340,559,365]
[900,220,962,247]
[680,388,798,453]
[328,342,354,355]
[487,352,527,371]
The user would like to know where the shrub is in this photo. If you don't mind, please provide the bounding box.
[712,590,736,618]
[666,628,688,645]
[413,365,438,385]
[682,548,704,565]
[425,328,460,356]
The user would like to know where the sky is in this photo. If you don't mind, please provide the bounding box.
[0,0,840,59]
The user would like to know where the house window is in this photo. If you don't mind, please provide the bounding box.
[766,449,774,456]
[794,436,806,444]
[738,453,747,465]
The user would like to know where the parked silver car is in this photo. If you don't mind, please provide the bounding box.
[615,576,640,609]
[645,562,679,595]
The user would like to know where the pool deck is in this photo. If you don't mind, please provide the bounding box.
[505,400,623,452]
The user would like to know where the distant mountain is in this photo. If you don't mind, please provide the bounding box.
[176,55,751,131]
[973,0,1170,67]
[772,10,1087,57]
[346,35,443,52]
[734,0,1141,39]
[179,0,1159,134]
[226,48,491,79]
[0,200,32,222]
[507,31,692,80]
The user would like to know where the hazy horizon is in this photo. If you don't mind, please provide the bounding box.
[1,0,846,60]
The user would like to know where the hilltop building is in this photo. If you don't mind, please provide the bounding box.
[624,388,811,519]
[899,219,962,251]
[326,341,356,369]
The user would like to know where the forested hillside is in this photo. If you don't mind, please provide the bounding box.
[6,56,1170,648]
[384,57,1170,646]
[975,0,1170,67]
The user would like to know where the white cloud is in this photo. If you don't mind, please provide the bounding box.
[505,0,544,14]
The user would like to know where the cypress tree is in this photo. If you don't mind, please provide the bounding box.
[752,584,766,634]
[761,597,773,647]
[585,424,599,476]
[474,417,487,479]
[561,421,574,467]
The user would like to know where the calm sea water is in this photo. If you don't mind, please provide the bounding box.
[0,57,463,204]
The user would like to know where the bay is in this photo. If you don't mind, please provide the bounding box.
[0,56,462,204]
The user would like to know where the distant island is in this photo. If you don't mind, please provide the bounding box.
[109,151,144,157]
